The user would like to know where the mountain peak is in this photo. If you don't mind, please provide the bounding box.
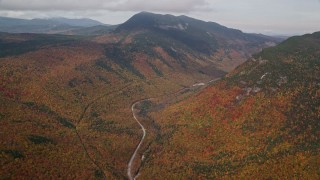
[116,12,239,34]
[114,12,279,56]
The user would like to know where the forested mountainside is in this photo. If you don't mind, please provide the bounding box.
[140,32,320,179]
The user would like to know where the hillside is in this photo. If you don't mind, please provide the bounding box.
[0,12,281,179]
[140,32,320,179]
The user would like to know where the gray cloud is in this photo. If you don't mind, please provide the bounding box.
[0,0,115,11]
[113,0,210,12]
[0,0,209,12]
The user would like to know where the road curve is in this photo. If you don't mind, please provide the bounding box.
[127,101,147,180]
[127,78,220,179]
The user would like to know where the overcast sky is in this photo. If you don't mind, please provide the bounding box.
[0,0,320,35]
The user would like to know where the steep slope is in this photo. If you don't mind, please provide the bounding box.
[141,32,320,179]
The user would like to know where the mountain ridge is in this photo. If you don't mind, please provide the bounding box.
[0,16,108,34]
[0,16,105,27]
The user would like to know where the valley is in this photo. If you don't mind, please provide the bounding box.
[0,11,318,180]
[127,77,221,179]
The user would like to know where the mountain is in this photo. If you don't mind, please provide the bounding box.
[0,12,283,179]
[140,32,320,179]
[111,12,280,71]
[0,16,107,34]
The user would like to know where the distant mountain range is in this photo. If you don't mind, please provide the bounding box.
[0,16,116,35]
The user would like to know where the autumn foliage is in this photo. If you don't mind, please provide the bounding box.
[139,32,320,179]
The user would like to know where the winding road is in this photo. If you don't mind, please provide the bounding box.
[127,78,220,180]
[127,100,147,180]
